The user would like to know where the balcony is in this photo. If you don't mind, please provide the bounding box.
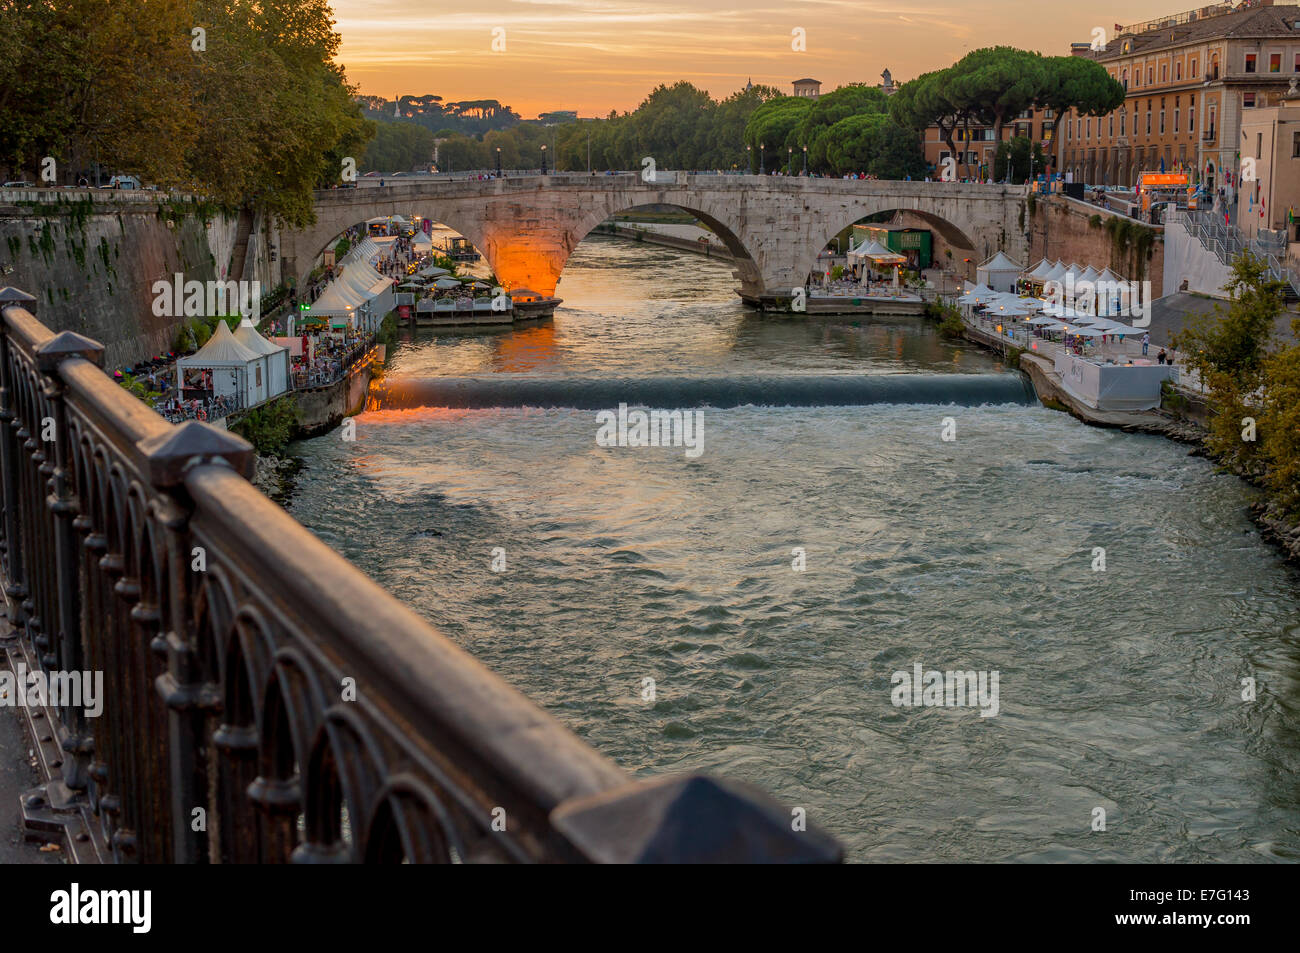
[1202,127,1216,141]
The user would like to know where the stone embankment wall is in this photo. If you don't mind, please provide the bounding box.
[0,192,253,368]
[1027,195,1165,288]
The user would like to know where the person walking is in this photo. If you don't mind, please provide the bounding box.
[1141,332,1150,356]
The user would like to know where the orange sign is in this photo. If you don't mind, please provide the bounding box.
[1139,172,1189,187]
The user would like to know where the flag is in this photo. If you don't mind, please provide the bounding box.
[1160,156,1166,173]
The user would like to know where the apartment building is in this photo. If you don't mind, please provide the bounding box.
[1063,1,1300,190]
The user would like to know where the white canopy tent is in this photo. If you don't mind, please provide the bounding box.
[976,251,1023,293]
[1025,258,1054,281]
[176,320,266,407]
[233,318,290,398]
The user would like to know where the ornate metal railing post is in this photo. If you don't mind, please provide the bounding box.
[33,332,104,799]
[141,422,254,864]
[0,289,36,631]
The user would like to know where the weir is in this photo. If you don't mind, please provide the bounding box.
[0,286,841,864]
[369,373,1039,411]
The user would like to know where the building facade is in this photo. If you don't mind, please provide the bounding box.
[921,111,1058,177]
[1236,91,1300,240]
[1063,1,1300,191]
[793,78,822,98]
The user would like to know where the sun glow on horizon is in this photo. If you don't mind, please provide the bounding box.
[331,0,1191,117]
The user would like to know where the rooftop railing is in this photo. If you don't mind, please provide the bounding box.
[0,286,841,864]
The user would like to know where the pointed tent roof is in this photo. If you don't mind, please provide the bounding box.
[1096,267,1121,283]
[179,320,259,367]
[1044,261,1068,282]
[1027,258,1053,279]
[233,318,285,356]
[1078,265,1100,284]
[308,280,365,317]
[850,239,905,262]
[979,251,1022,273]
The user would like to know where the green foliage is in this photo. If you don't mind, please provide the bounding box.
[360,121,437,174]
[992,137,1046,184]
[928,302,966,338]
[334,236,351,259]
[1173,253,1282,473]
[0,1,372,227]
[1261,316,1300,515]
[231,396,302,456]
[1089,214,1102,228]
[830,264,844,280]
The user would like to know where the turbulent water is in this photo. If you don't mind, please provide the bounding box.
[290,236,1300,862]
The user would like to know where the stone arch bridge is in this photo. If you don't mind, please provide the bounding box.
[284,174,1030,304]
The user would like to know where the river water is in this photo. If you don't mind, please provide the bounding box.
[289,236,1300,863]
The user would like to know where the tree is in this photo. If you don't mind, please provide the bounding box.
[1172,252,1282,470]
[1261,315,1300,515]
[993,137,1046,184]
[743,97,813,170]
[822,113,925,179]
[947,47,1046,143]
[1036,55,1125,178]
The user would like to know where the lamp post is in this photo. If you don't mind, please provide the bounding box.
[496,147,502,177]
[802,145,808,176]
[746,144,751,173]
[788,146,793,174]
[760,143,765,175]
[540,144,547,175]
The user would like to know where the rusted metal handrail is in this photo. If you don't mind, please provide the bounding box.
[0,286,841,864]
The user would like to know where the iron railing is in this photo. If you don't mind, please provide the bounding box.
[1169,208,1300,296]
[0,286,840,864]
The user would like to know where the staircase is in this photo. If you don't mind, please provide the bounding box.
[228,207,254,282]
[1170,208,1300,300]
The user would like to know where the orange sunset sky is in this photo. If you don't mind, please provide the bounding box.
[329,0,1212,117]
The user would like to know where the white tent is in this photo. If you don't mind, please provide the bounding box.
[1026,258,1054,281]
[233,318,290,399]
[411,230,434,252]
[976,251,1023,293]
[176,320,265,408]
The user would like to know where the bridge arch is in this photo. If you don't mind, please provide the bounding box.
[559,196,761,292]
[798,205,984,292]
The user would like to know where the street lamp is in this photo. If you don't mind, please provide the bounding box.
[746,144,751,173]
[802,145,808,176]
[541,144,547,175]
[788,146,793,174]
[496,147,502,177]
[760,143,766,175]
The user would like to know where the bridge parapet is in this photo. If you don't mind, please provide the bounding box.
[0,287,841,864]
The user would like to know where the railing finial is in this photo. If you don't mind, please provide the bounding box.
[34,330,105,371]
[138,421,254,487]
[552,774,843,864]
[0,286,38,315]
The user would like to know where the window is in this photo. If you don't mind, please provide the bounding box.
[1295,53,1300,72]
[1147,67,1154,84]
[1146,111,1152,135]
[1270,53,1282,73]
[1161,64,1168,82]
[1109,114,1114,137]
[1292,130,1300,157]
[1121,111,1127,136]
[1244,92,1256,108]
[1245,53,1257,73]
[1208,105,1216,134]
[1257,132,1263,160]
[1191,59,1198,78]
[1189,96,1195,133]
[1087,117,1092,138]
[1176,62,1182,81]
[1159,110,1166,134]
[1122,68,1129,90]
[1174,109,1179,133]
